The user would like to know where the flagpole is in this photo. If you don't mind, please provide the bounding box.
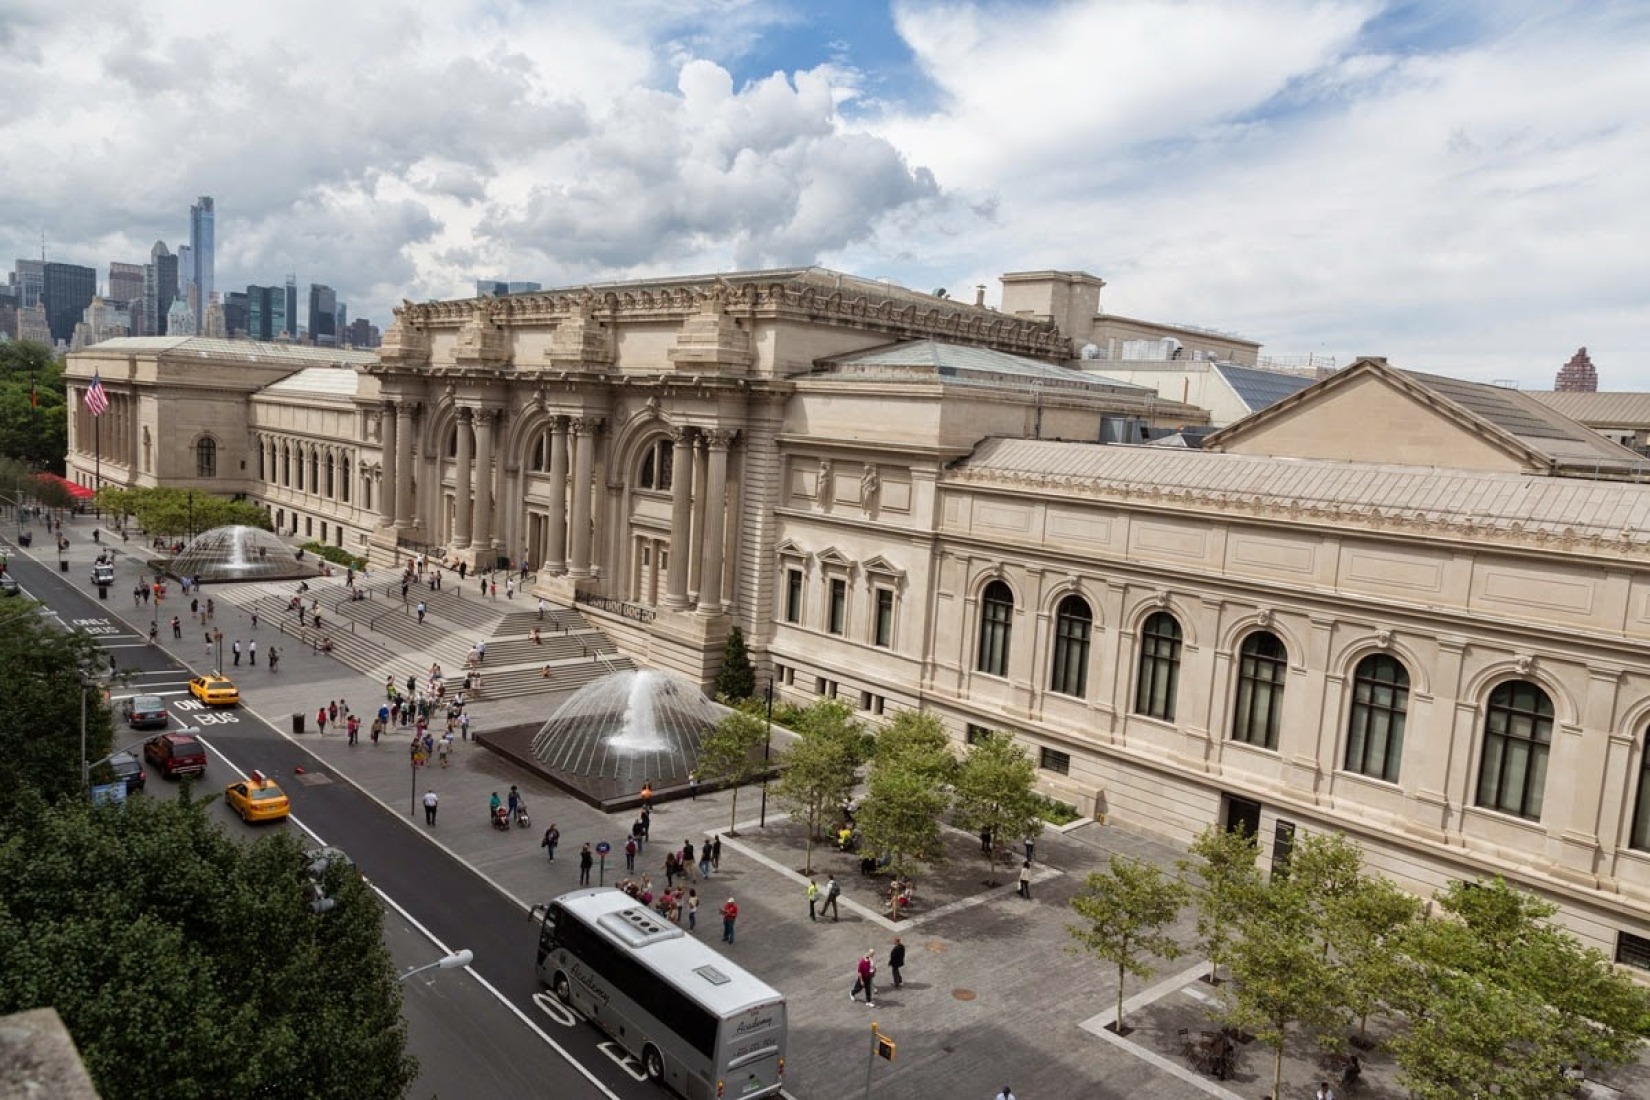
[94,413,101,518]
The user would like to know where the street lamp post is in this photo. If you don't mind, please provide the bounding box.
[759,677,774,827]
[213,628,223,672]
[398,949,473,983]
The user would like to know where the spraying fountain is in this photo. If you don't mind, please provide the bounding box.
[165,525,322,583]
[530,669,723,789]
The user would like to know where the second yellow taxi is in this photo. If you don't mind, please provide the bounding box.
[224,771,290,823]
[189,675,240,706]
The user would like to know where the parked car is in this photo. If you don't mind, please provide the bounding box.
[107,751,146,793]
[120,695,170,729]
[0,574,19,597]
[144,733,207,779]
[188,675,240,707]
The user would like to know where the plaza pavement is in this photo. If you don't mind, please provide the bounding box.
[33,512,1645,1100]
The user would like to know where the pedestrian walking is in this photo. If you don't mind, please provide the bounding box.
[850,951,876,1006]
[438,733,452,766]
[537,596,547,620]
[720,898,738,944]
[995,1088,1017,1100]
[680,840,697,882]
[640,807,652,840]
[824,874,841,921]
[505,577,514,599]
[267,646,279,672]
[889,937,906,989]
[624,836,638,872]
[687,889,698,932]
[316,706,328,735]
[347,716,360,745]
[807,877,820,921]
[171,616,182,639]
[541,824,560,862]
[423,789,439,826]
[416,600,426,624]
[1315,1084,1336,1100]
[489,579,497,599]
[688,770,699,799]
[328,700,339,725]
[1024,837,1035,864]
[250,610,258,629]
[232,640,242,666]
[579,843,593,886]
[712,835,722,871]
[460,712,472,741]
[1017,859,1032,899]
[698,838,712,878]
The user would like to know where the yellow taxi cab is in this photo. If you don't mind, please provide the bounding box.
[189,674,240,706]
[224,771,290,823]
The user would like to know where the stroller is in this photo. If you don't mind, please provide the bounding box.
[514,802,532,829]
[491,806,511,831]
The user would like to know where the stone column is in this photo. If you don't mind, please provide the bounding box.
[569,418,597,578]
[547,419,569,574]
[451,408,474,548]
[663,427,695,608]
[379,403,398,525]
[473,410,496,554]
[687,434,706,599]
[396,404,418,528]
[698,430,731,612]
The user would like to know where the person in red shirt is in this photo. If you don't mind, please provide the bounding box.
[720,898,739,944]
[851,951,877,1006]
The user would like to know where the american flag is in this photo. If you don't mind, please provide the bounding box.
[83,372,109,417]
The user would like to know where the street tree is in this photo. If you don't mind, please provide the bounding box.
[1324,872,1421,1045]
[1388,878,1650,1100]
[1223,871,1346,1100]
[0,341,67,470]
[951,729,1044,878]
[1068,855,1189,1034]
[1288,830,1367,953]
[712,625,756,703]
[1176,823,1262,984]
[93,485,271,537]
[0,790,418,1099]
[856,761,950,883]
[0,607,114,826]
[696,710,768,836]
[771,699,868,873]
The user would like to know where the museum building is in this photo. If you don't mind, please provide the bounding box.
[63,267,1650,963]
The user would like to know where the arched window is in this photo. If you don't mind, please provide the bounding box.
[976,580,1014,677]
[196,437,217,478]
[1231,631,1287,749]
[1475,680,1553,820]
[325,453,335,498]
[340,456,351,502]
[1134,612,1182,721]
[362,473,372,512]
[531,432,548,472]
[256,441,265,481]
[1631,733,1650,851]
[1049,595,1092,698]
[638,438,674,491]
[281,444,291,486]
[308,449,319,491]
[1344,654,1409,783]
[446,425,458,458]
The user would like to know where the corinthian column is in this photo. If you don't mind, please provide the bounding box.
[453,408,474,549]
[379,403,398,525]
[663,427,694,608]
[473,409,496,552]
[393,402,415,527]
[698,430,732,612]
[547,418,569,574]
[569,418,597,578]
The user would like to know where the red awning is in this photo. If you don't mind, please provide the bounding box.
[34,472,95,500]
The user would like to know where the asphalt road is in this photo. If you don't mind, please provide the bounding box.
[3,540,645,1100]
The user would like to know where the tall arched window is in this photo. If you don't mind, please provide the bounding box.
[1344,654,1409,783]
[1475,680,1553,820]
[256,441,265,481]
[195,437,217,478]
[281,444,291,486]
[362,473,372,512]
[1231,631,1287,749]
[1049,595,1092,698]
[531,432,548,472]
[340,456,351,502]
[1631,733,1650,851]
[308,449,319,491]
[976,580,1014,677]
[638,437,675,491]
[1134,612,1183,721]
[325,453,335,498]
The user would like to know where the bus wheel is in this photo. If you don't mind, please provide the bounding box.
[642,1044,664,1081]
[552,972,572,1004]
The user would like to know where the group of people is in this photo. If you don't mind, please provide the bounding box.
[847,938,906,1007]
[614,876,700,928]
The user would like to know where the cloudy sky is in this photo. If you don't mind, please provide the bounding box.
[3,0,1647,386]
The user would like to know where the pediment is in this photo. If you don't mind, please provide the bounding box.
[861,554,904,579]
[816,546,855,572]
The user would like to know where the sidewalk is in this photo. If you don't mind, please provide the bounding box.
[29,513,1648,1100]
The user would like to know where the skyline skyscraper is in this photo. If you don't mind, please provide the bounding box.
[108,261,145,307]
[189,196,215,335]
[147,241,178,336]
[284,276,298,340]
[42,261,96,344]
[308,283,337,346]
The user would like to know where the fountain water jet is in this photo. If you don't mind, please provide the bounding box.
[530,670,723,786]
[165,525,321,583]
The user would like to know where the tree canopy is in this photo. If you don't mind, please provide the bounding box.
[0,604,113,825]
[696,709,768,835]
[712,625,756,703]
[1068,855,1188,1034]
[771,699,869,873]
[0,341,67,472]
[951,729,1044,877]
[96,485,272,536]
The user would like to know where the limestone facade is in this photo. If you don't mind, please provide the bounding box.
[61,273,1650,963]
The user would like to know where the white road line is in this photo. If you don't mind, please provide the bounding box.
[192,737,623,1100]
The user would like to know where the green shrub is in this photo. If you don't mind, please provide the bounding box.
[1034,794,1082,826]
[300,541,368,572]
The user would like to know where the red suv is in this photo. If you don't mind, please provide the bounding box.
[144,733,207,779]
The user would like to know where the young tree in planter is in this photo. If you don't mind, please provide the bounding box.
[855,712,956,883]
[1176,824,1262,984]
[1068,855,1189,1034]
[1324,872,1421,1046]
[1223,871,1346,1100]
[1288,830,1367,954]
[713,626,756,703]
[952,729,1044,878]
[695,710,768,836]
[771,699,868,874]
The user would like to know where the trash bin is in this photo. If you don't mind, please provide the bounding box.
[292,713,305,735]
[98,585,108,601]
[59,559,69,572]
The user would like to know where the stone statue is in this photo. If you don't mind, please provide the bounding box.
[860,464,879,507]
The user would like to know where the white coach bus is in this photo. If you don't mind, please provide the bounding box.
[532,888,787,1099]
